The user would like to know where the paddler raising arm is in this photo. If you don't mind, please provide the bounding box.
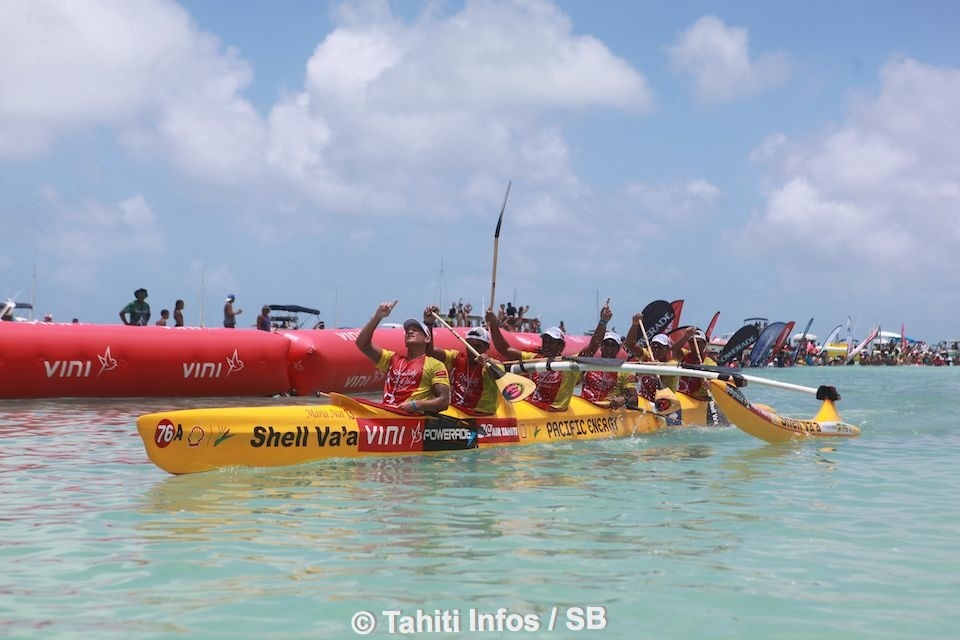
[577,301,638,409]
[485,299,618,412]
[423,305,502,415]
[355,300,450,413]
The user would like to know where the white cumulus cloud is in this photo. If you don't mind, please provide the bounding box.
[748,57,960,274]
[667,15,790,104]
[0,0,262,179]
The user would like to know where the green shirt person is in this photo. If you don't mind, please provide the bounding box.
[120,288,151,326]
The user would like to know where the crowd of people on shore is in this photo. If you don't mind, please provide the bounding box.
[7,289,957,369]
[113,289,279,331]
[442,299,542,333]
[769,339,956,367]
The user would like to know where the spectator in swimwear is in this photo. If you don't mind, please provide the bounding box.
[505,302,517,329]
[223,294,242,328]
[173,299,185,327]
[119,288,150,326]
[486,300,616,411]
[456,301,473,328]
[515,304,531,331]
[496,304,507,326]
[424,305,501,415]
[355,301,450,413]
[257,306,272,332]
[155,309,170,326]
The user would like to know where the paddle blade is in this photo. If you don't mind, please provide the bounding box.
[717,324,760,366]
[641,299,675,340]
[491,368,536,402]
[653,388,681,415]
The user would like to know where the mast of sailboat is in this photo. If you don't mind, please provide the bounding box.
[30,262,36,321]
[436,258,445,313]
[199,271,206,328]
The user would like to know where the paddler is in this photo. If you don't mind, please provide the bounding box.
[578,328,637,409]
[485,299,616,411]
[623,314,683,406]
[678,329,717,401]
[423,305,501,415]
[355,301,450,413]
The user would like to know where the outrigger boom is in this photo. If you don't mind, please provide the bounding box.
[510,357,826,396]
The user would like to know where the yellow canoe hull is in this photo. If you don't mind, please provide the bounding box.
[707,380,860,443]
[674,392,726,427]
[137,395,666,475]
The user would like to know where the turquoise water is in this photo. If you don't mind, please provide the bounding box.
[2,367,958,639]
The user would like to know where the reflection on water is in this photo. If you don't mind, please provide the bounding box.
[3,374,960,639]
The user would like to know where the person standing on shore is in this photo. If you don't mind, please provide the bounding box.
[257,306,272,332]
[119,288,150,326]
[355,301,450,413]
[223,294,242,328]
[173,299,185,327]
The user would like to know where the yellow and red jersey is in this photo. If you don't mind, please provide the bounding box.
[439,349,500,415]
[375,350,449,406]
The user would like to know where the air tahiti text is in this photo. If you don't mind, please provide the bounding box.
[544,416,621,438]
[250,425,358,447]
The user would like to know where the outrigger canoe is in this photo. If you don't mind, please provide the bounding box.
[137,392,666,475]
[509,360,861,444]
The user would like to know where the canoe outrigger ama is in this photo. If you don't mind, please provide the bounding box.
[508,359,861,445]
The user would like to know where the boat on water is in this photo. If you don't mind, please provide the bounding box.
[136,361,861,474]
[137,392,666,475]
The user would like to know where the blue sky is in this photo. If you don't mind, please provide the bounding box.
[2,0,959,342]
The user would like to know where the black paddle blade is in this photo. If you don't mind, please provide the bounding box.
[717,324,761,366]
[641,299,675,341]
[748,321,787,367]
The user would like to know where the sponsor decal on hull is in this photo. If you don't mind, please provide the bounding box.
[543,416,622,439]
[250,425,359,448]
[358,418,422,452]
[475,417,521,444]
